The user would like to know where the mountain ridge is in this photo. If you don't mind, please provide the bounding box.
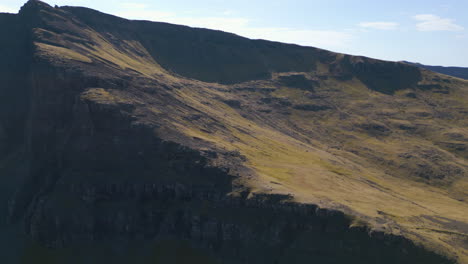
[404,61,468,80]
[0,1,467,263]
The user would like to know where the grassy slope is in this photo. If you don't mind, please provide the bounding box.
[172,73,468,262]
[27,1,468,262]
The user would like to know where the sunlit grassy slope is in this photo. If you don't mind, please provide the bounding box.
[28,1,468,262]
[171,73,468,262]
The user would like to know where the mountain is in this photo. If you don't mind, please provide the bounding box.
[404,61,468,80]
[0,1,467,263]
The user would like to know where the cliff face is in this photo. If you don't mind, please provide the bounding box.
[1,1,467,263]
[0,13,31,159]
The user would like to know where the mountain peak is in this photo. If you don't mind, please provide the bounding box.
[20,0,51,10]
[18,0,54,22]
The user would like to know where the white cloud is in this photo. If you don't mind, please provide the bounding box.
[413,14,464,31]
[116,5,353,49]
[358,22,399,30]
[0,4,18,13]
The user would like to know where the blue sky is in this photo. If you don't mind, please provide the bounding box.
[2,0,467,66]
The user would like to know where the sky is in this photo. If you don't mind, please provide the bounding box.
[1,0,467,67]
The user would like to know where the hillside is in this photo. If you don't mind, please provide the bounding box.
[0,1,467,263]
[405,61,468,80]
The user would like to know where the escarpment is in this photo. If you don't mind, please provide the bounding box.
[0,13,31,159]
[1,1,467,263]
[7,59,452,264]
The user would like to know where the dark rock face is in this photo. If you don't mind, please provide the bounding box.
[0,13,31,159]
[278,74,318,91]
[331,55,422,94]
[358,122,391,136]
[23,189,455,264]
[293,104,332,112]
[222,100,242,109]
[0,12,35,264]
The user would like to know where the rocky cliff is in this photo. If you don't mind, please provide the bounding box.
[1,1,467,263]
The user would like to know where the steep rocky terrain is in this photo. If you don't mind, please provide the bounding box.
[0,1,467,263]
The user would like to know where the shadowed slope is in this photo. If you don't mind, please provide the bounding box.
[405,61,468,80]
[62,6,335,84]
